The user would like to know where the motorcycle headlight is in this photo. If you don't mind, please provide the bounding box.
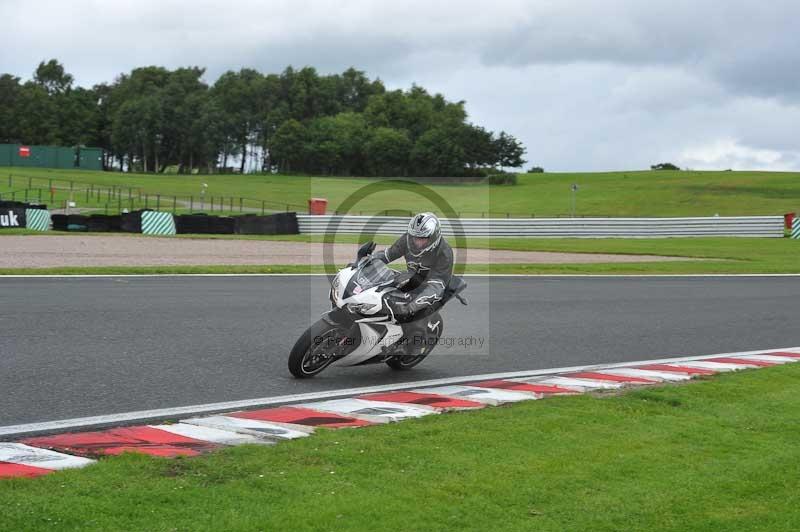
[330,273,342,303]
[346,302,375,315]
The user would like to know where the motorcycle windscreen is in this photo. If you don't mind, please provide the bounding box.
[344,259,396,298]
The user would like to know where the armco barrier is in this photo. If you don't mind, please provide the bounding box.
[296,215,784,238]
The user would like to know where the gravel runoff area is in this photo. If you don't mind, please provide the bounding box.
[0,235,700,268]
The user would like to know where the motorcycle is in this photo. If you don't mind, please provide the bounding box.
[288,241,468,378]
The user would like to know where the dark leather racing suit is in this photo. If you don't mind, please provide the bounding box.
[376,235,454,323]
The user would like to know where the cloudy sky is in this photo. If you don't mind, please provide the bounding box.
[1,0,798,171]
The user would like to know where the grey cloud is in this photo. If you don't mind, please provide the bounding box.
[477,1,800,102]
[0,0,798,171]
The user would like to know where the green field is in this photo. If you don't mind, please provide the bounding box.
[2,167,800,217]
[2,364,799,531]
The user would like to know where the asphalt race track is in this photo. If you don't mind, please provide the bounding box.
[1,275,798,426]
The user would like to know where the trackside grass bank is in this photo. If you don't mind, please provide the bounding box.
[3,167,800,217]
[2,365,800,531]
[1,236,798,275]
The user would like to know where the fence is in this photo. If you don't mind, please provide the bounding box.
[296,215,785,238]
[0,174,304,216]
[0,144,103,170]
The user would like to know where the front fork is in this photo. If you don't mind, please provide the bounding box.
[320,309,361,360]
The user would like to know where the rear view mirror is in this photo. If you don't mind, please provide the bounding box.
[357,241,376,259]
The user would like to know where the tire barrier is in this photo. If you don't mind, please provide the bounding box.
[0,200,28,230]
[120,211,144,233]
[234,213,299,235]
[86,215,117,232]
[141,211,177,236]
[0,200,50,230]
[173,213,298,235]
[209,216,235,235]
[25,208,51,231]
[174,214,209,234]
[51,214,68,231]
[66,214,88,232]
[0,207,26,229]
[17,210,300,236]
[173,214,235,235]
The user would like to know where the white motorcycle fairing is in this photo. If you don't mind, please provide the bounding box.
[328,263,405,366]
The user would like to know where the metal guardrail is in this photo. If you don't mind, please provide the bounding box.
[296,215,785,238]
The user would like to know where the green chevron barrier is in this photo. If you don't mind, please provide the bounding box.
[793,218,800,239]
[25,209,51,231]
[141,211,176,236]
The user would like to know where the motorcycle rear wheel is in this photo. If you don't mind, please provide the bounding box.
[386,317,443,371]
[385,352,429,370]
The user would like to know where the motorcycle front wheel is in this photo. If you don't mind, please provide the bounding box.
[288,319,348,378]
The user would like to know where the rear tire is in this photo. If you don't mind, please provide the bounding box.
[386,316,443,371]
[288,319,346,378]
[385,352,429,370]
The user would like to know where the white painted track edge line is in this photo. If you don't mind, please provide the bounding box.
[2,345,797,438]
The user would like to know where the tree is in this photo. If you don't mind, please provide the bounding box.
[365,127,411,176]
[160,67,208,172]
[459,124,497,169]
[212,68,264,172]
[650,162,680,171]
[494,131,526,169]
[337,67,384,112]
[33,59,73,95]
[269,119,307,172]
[54,86,101,146]
[0,60,528,177]
[16,82,58,145]
[183,92,225,173]
[410,128,467,177]
[111,95,163,172]
[0,74,22,143]
[302,112,370,175]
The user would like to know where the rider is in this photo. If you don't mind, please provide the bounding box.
[375,212,454,323]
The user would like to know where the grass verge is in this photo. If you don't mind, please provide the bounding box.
[1,235,798,275]
[2,364,800,531]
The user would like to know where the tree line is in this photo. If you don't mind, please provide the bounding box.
[0,59,526,176]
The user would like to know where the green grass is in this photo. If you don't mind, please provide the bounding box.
[2,364,800,531]
[3,167,800,217]
[1,234,798,275]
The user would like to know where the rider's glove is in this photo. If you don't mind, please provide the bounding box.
[384,292,415,323]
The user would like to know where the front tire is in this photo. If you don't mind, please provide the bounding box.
[288,319,347,378]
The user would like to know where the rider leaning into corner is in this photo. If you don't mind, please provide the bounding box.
[374,212,454,325]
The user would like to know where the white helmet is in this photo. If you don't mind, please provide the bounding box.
[406,212,442,257]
